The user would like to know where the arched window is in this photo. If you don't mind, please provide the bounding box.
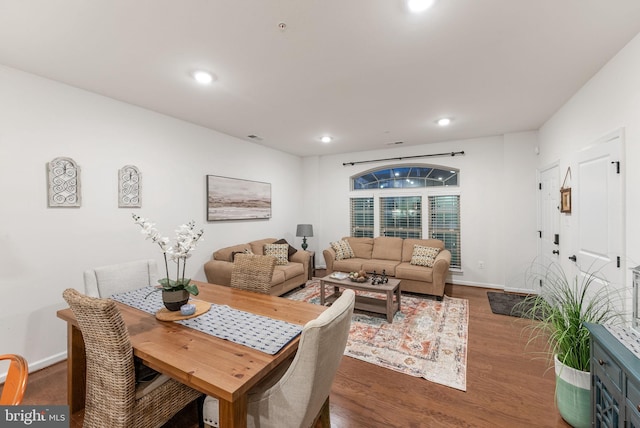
[352,165,458,190]
[350,164,461,269]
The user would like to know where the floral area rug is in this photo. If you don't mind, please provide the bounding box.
[284,279,469,391]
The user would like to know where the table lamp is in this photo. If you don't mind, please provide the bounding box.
[296,224,314,251]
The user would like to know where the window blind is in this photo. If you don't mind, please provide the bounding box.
[379,196,422,239]
[350,197,374,238]
[428,195,461,269]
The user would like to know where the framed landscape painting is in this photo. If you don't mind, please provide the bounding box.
[207,175,271,221]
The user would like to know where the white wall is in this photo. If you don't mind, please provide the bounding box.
[0,65,305,373]
[304,133,539,291]
[538,32,640,318]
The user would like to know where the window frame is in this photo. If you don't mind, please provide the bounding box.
[349,165,462,271]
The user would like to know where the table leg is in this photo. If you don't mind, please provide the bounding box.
[320,280,326,305]
[396,286,401,312]
[218,395,247,428]
[67,323,86,413]
[386,290,393,323]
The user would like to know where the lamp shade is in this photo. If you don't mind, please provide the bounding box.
[296,224,314,237]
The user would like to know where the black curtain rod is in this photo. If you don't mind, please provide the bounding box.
[342,151,465,166]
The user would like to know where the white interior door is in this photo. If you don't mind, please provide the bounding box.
[572,133,624,291]
[537,165,560,289]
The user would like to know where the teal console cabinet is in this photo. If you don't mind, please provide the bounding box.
[586,323,640,427]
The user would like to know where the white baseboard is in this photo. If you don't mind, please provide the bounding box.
[450,279,504,290]
[30,351,68,373]
[0,351,67,383]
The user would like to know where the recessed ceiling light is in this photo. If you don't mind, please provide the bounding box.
[321,136,332,143]
[407,0,436,13]
[192,70,214,85]
[437,118,452,126]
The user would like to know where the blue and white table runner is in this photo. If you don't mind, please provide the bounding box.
[111,286,302,355]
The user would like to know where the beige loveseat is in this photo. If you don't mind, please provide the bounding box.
[204,238,310,296]
[323,237,451,299]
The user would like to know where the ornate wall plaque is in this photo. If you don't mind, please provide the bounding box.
[47,157,81,207]
[118,165,141,208]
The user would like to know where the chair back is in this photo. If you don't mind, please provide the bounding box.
[230,254,276,294]
[247,289,355,428]
[0,354,28,405]
[62,288,137,426]
[84,259,158,297]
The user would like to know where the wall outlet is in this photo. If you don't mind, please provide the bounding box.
[478,261,485,269]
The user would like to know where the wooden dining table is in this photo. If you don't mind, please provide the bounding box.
[56,280,326,428]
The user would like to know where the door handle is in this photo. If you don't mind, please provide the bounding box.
[568,255,577,262]
[552,250,559,255]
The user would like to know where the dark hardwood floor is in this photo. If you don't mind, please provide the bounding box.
[22,275,570,427]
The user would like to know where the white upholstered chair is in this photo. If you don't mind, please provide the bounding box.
[83,259,158,298]
[203,289,355,428]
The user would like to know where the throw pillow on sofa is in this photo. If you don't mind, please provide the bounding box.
[264,243,289,265]
[231,248,254,261]
[273,238,297,259]
[331,240,355,260]
[410,245,441,268]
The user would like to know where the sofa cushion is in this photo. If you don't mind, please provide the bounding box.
[275,263,304,280]
[273,238,297,259]
[344,237,374,259]
[361,259,401,276]
[331,240,355,260]
[264,243,289,265]
[410,245,441,267]
[250,238,277,255]
[402,239,445,262]
[371,237,403,261]
[395,262,434,282]
[269,269,286,286]
[332,258,366,273]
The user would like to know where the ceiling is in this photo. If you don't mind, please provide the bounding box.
[1,1,640,157]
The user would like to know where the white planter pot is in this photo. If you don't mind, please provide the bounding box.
[554,355,590,428]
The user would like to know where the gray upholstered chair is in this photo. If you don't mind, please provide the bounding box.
[83,259,158,297]
[62,288,202,428]
[203,289,355,428]
[229,254,276,294]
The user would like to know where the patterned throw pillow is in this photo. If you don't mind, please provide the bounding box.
[410,245,441,268]
[330,240,355,261]
[264,243,289,265]
[273,238,297,259]
[231,248,254,261]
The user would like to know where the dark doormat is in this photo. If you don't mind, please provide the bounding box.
[487,291,541,319]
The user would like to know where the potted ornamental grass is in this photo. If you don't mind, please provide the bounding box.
[516,260,623,428]
[132,214,204,310]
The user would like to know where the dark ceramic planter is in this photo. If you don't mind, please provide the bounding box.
[162,289,189,311]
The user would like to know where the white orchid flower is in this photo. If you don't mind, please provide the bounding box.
[132,214,204,295]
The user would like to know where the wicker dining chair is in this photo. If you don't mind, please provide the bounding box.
[0,353,28,405]
[230,254,276,294]
[62,288,202,428]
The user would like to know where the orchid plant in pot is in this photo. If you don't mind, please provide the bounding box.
[132,214,204,310]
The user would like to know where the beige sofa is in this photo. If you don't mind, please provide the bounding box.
[323,237,451,299]
[204,238,310,296]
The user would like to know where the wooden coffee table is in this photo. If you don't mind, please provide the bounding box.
[320,274,401,322]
